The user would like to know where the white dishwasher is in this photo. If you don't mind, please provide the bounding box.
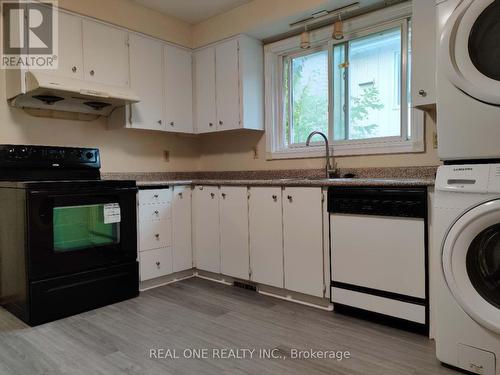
[328,187,428,334]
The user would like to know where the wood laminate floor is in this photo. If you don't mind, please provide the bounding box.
[0,277,458,375]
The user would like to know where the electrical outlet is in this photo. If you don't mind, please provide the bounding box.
[252,147,259,159]
[432,132,438,149]
[163,150,170,162]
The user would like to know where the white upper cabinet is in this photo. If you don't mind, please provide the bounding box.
[411,0,436,108]
[215,39,240,131]
[82,20,130,88]
[283,187,324,298]
[194,47,217,133]
[194,35,264,134]
[164,45,193,133]
[219,187,249,280]
[128,34,165,131]
[39,12,83,79]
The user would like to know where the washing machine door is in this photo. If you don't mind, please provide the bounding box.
[443,199,500,333]
[440,0,500,105]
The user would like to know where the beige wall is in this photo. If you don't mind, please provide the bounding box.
[0,0,199,173]
[197,111,439,171]
[59,0,193,48]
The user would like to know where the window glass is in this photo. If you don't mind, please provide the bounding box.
[288,50,329,144]
[333,27,402,141]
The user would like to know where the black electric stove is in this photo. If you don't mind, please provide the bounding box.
[0,145,139,326]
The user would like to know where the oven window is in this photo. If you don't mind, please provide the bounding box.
[468,1,500,81]
[466,224,500,309]
[53,204,120,252]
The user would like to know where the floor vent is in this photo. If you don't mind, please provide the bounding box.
[233,281,257,291]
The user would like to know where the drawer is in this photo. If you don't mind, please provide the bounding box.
[138,189,171,205]
[139,247,172,281]
[139,203,171,222]
[139,219,171,251]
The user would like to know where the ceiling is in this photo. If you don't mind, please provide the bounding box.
[133,0,253,24]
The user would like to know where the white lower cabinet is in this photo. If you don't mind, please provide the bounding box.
[249,187,284,288]
[172,186,193,272]
[193,186,221,273]
[140,247,173,281]
[220,186,250,280]
[283,187,324,297]
[139,218,172,251]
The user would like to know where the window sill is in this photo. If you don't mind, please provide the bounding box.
[266,139,425,160]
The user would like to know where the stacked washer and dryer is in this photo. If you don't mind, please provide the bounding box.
[434,0,500,374]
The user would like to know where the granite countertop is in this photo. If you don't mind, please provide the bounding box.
[135,177,434,188]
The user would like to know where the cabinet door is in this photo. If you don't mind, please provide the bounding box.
[172,186,193,272]
[412,0,436,107]
[193,186,220,273]
[82,20,129,87]
[215,39,240,130]
[194,48,217,133]
[164,45,193,133]
[220,187,249,280]
[283,187,324,297]
[38,12,83,79]
[128,34,165,131]
[249,187,283,288]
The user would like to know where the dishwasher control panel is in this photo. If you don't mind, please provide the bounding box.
[328,187,427,218]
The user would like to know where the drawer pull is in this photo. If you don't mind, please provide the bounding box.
[155,233,160,239]
[287,195,293,202]
[156,261,160,268]
[210,193,215,199]
[272,195,277,201]
[153,194,159,199]
[154,210,159,215]
[221,193,226,199]
[178,192,183,198]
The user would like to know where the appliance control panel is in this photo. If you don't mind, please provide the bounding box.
[0,145,100,169]
[435,164,500,194]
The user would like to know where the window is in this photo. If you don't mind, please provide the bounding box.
[266,5,422,158]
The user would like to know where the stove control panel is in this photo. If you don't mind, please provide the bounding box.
[0,145,100,169]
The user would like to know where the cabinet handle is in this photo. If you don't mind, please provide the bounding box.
[209,122,213,127]
[219,120,223,126]
[153,194,159,198]
[272,195,277,201]
[72,66,77,73]
[155,233,160,239]
[154,210,159,215]
[418,89,427,97]
[199,186,204,190]
[221,193,226,199]
[178,192,183,198]
[287,195,293,202]
[156,261,161,268]
[158,120,162,125]
[90,70,95,76]
[210,192,215,199]
[170,122,174,126]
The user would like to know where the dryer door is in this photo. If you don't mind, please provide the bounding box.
[440,0,500,105]
[443,199,500,333]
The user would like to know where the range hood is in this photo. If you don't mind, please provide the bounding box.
[9,71,140,116]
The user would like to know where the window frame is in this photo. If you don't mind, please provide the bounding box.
[264,2,424,160]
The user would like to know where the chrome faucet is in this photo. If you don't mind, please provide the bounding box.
[305,131,337,179]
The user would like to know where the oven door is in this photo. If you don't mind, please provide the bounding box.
[27,185,137,280]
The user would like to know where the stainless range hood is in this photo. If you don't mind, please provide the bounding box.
[9,71,140,116]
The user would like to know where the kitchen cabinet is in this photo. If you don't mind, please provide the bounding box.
[249,187,283,288]
[82,20,130,88]
[164,45,193,133]
[411,0,436,108]
[137,188,173,282]
[128,33,165,131]
[194,47,217,133]
[194,35,264,133]
[193,186,220,273]
[219,187,249,280]
[38,12,83,80]
[172,186,193,272]
[215,39,240,131]
[283,187,324,297]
